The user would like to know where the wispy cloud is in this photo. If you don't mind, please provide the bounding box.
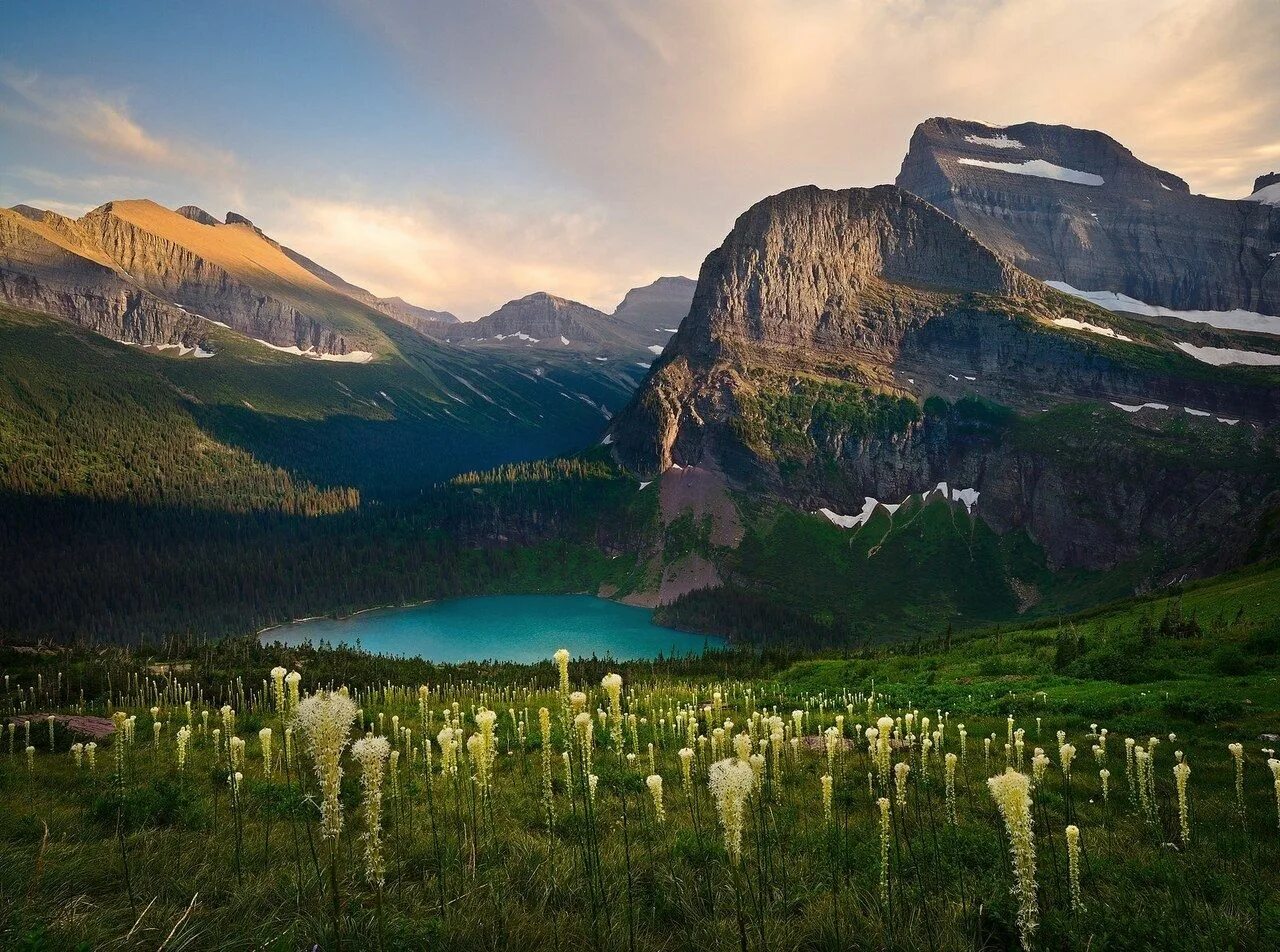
[272,192,658,319]
[0,68,237,180]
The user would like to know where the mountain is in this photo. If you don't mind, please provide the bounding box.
[1,200,461,357]
[895,118,1280,324]
[609,184,1280,607]
[447,279,694,364]
[0,205,199,347]
[611,275,696,340]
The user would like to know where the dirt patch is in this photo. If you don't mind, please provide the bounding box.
[8,714,116,739]
[659,464,743,546]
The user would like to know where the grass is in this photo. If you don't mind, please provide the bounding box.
[3,581,1280,950]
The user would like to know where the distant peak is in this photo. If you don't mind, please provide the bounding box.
[9,204,50,222]
[1254,172,1280,195]
[175,205,219,226]
[225,211,255,228]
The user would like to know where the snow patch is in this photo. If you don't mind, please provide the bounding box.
[1046,282,1280,336]
[494,332,539,343]
[1051,316,1133,341]
[560,336,570,345]
[635,362,652,369]
[1184,407,1211,417]
[1111,401,1169,413]
[647,344,664,355]
[594,356,609,362]
[1174,342,1280,367]
[1218,418,1240,425]
[658,327,680,333]
[600,433,614,445]
[957,157,1104,186]
[638,481,652,491]
[1245,182,1280,206]
[818,481,980,530]
[255,340,373,363]
[964,133,1025,150]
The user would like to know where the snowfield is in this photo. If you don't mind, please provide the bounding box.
[1046,282,1280,336]
[957,157,1104,186]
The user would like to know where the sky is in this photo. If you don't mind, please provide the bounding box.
[2,0,1278,320]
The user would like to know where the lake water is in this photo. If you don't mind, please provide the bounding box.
[260,594,721,663]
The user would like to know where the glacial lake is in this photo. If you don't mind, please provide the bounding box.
[259,594,722,663]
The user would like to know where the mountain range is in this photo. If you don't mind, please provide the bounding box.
[1,117,1278,644]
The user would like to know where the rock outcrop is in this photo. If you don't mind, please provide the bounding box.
[0,207,199,346]
[611,276,696,345]
[610,183,1280,576]
[896,118,1280,317]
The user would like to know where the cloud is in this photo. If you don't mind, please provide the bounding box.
[271,191,662,319]
[0,68,237,179]
[339,0,1280,266]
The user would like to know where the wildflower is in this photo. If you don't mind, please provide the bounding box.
[539,707,555,830]
[945,752,958,824]
[153,720,162,749]
[270,666,287,715]
[554,648,571,698]
[574,711,594,776]
[588,773,598,804]
[602,673,624,751]
[1059,743,1076,782]
[1031,751,1050,786]
[352,736,390,886]
[285,671,302,710]
[296,691,358,839]
[708,758,754,863]
[438,726,457,776]
[284,726,294,769]
[1173,761,1191,846]
[878,797,892,905]
[988,769,1038,951]
[894,761,911,811]
[230,770,243,795]
[1065,825,1083,912]
[176,726,191,771]
[472,708,498,796]
[678,747,694,792]
[647,774,666,824]
[25,745,34,771]
[85,742,97,772]
[259,727,273,777]
[1099,768,1110,803]
[229,736,246,771]
[821,774,833,825]
[71,742,84,769]
[1228,743,1245,819]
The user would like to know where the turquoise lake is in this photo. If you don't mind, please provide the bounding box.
[260,594,721,663]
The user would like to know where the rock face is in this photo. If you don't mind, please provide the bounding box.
[896,118,1280,316]
[0,207,198,346]
[0,198,460,354]
[447,291,635,354]
[610,183,1280,576]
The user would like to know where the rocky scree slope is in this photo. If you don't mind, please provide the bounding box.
[609,184,1280,575]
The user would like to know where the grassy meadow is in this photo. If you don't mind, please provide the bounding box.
[2,567,1280,952]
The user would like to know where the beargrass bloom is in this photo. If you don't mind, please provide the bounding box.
[647,773,666,824]
[708,758,754,863]
[352,736,390,886]
[945,752,958,824]
[821,774,833,825]
[176,726,190,771]
[602,673,624,752]
[988,769,1038,951]
[894,761,910,810]
[259,727,273,776]
[1065,825,1083,912]
[296,691,358,840]
[285,671,302,711]
[270,667,287,715]
[1174,761,1191,845]
[878,797,892,905]
[1229,743,1245,819]
[678,747,694,792]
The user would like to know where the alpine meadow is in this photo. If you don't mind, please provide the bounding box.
[3,2,1280,950]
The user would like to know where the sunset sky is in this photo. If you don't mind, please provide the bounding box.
[3,0,1278,319]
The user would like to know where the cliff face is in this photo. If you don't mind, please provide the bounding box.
[76,201,372,355]
[0,207,198,346]
[895,118,1280,316]
[0,199,461,355]
[610,184,1280,575]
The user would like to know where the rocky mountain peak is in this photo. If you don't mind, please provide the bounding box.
[671,184,1032,364]
[176,205,220,226]
[1254,172,1280,194]
[897,117,1280,315]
